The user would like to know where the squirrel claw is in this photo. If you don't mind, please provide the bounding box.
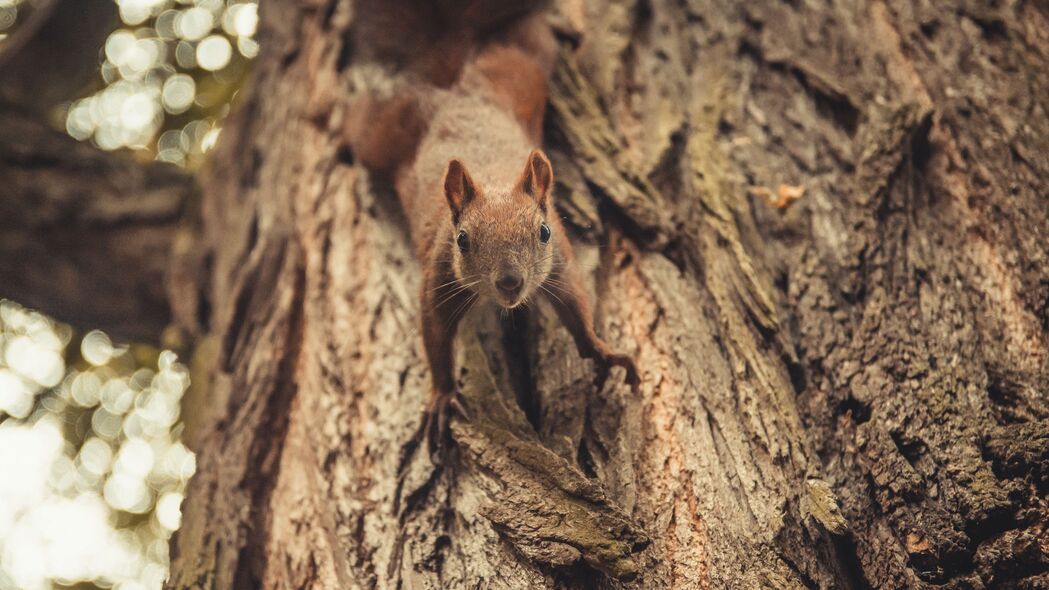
[448,395,470,421]
[424,389,469,462]
[594,352,642,396]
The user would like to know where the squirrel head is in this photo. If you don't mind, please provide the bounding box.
[443,149,555,309]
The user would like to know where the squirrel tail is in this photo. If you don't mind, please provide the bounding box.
[467,44,552,144]
[343,91,426,177]
[344,1,555,174]
[351,0,548,87]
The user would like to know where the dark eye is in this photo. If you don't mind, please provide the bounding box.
[539,222,551,243]
[456,230,470,252]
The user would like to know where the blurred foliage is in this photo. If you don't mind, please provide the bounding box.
[0,1,260,588]
[0,302,195,590]
[61,0,259,167]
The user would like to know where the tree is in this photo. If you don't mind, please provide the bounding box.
[3,0,1047,588]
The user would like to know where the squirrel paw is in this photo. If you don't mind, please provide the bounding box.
[424,389,469,462]
[594,352,642,396]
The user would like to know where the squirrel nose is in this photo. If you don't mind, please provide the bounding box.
[496,273,523,296]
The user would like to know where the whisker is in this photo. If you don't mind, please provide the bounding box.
[434,284,477,310]
[434,279,478,301]
[429,274,481,294]
[432,280,480,310]
[541,277,571,292]
[430,280,463,294]
[538,283,567,309]
[451,292,478,327]
[450,296,468,324]
[527,254,556,272]
[448,291,470,323]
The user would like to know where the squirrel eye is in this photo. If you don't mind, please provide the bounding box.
[539,222,551,244]
[456,230,470,252]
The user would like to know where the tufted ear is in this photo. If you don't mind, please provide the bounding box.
[517,149,553,210]
[443,159,479,223]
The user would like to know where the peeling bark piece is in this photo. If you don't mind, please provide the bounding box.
[801,479,849,536]
[451,310,650,580]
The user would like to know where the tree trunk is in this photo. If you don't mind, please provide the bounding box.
[7,0,1045,588]
[166,0,1049,588]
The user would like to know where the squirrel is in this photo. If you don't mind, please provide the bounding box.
[345,6,641,448]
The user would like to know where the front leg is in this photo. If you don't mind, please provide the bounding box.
[542,263,641,395]
[420,273,473,453]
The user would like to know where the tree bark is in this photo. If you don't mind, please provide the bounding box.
[165,0,1049,588]
[4,0,1046,588]
[159,0,1049,587]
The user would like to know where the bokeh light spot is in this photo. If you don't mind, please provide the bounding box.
[78,438,114,477]
[155,492,183,530]
[121,91,160,133]
[175,6,212,41]
[103,472,149,513]
[155,8,178,39]
[0,3,16,32]
[118,0,166,26]
[101,378,136,414]
[5,334,64,388]
[72,372,103,407]
[105,30,138,64]
[200,126,220,152]
[92,406,124,440]
[61,0,257,167]
[224,2,257,37]
[196,34,231,71]
[81,330,115,366]
[161,73,195,113]
[238,36,259,58]
[0,369,32,419]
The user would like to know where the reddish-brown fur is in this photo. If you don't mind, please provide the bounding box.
[345,6,639,446]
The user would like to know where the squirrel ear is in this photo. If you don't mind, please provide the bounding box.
[518,149,553,209]
[444,159,478,223]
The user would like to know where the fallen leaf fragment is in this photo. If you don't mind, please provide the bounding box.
[748,183,806,209]
[775,184,805,208]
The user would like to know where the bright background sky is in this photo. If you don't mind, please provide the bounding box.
[0,0,258,587]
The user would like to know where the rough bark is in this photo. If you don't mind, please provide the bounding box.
[163,0,1049,588]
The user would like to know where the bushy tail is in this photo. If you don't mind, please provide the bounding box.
[351,0,549,86]
[344,91,426,177]
[344,0,555,175]
[467,44,551,144]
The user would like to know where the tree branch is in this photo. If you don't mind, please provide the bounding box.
[0,0,117,113]
[0,109,194,342]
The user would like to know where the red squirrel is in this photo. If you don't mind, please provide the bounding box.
[346,9,640,445]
